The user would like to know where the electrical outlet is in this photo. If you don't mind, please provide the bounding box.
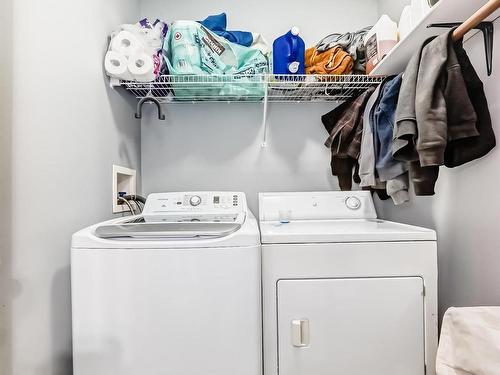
[112,165,137,213]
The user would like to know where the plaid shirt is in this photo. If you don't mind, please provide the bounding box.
[322,87,375,189]
[323,87,375,159]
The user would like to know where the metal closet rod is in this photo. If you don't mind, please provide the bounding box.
[428,0,499,75]
[451,0,500,42]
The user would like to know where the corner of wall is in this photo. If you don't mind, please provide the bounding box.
[0,0,13,372]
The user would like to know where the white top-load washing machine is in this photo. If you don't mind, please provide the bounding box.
[259,191,438,375]
[71,192,262,375]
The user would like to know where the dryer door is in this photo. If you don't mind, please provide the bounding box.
[277,277,425,375]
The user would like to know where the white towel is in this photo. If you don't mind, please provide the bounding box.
[437,307,500,375]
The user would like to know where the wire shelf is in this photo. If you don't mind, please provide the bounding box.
[120,74,384,103]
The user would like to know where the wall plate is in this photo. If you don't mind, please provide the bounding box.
[112,165,137,214]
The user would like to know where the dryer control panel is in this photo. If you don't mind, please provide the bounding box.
[259,191,377,222]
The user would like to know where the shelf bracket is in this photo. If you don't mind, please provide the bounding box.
[135,96,166,120]
[427,22,494,76]
[261,78,270,147]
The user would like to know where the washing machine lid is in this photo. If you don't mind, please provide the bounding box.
[95,192,246,239]
[259,191,436,243]
[72,192,260,248]
[260,219,436,243]
[94,216,241,239]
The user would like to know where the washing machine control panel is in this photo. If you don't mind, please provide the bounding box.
[143,192,246,215]
[189,195,202,206]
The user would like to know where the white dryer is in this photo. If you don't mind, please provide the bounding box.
[71,192,262,375]
[259,191,438,375]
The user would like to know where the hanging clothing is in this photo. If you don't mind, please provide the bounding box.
[322,88,375,190]
[444,39,496,167]
[415,29,478,167]
[392,38,426,163]
[408,163,439,196]
[374,75,407,181]
[359,84,397,203]
[393,29,479,195]
[305,46,353,75]
[386,175,410,206]
[359,84,381,188]
[371,74,409,205]
[392,37,439,196]
[394,30,477,165]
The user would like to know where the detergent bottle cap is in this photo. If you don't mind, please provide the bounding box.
[291,26,300,36]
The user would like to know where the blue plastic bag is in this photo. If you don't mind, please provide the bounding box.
[200,13,253,47]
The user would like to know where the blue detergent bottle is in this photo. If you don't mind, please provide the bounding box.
[272,26,305,75]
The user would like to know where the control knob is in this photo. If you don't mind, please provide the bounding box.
[189,195,202,206]
[345,196,361,210]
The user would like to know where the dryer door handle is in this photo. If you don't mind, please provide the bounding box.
[291,319,309,347]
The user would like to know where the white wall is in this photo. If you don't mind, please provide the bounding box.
[376,20,500,316]
[377,0,409,21]
[141,0,380,46]
[140,0,380,213]
[0,0,13,373]
[2,1,142,374]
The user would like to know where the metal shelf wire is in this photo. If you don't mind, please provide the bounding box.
[120,74,384,148]
[120,74,384,103]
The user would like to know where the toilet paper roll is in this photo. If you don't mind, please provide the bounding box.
[128,52,156,82]
[111,30,142,57]
[104,51,133,80]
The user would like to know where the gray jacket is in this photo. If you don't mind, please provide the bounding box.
[415,29,478,166]
[393,29,478,195]
[392,41,423,162]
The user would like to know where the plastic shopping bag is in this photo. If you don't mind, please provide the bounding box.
[163,21,268,99]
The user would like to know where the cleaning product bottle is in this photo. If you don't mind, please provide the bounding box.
[272,26,305,75]
[364,15,398,74]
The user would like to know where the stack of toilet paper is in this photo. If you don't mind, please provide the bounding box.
[105,18,168,82]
